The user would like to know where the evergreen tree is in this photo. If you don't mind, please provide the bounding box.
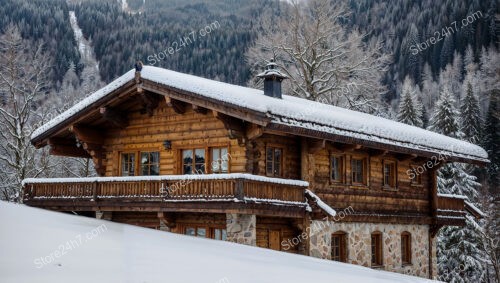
[431,86,484,282]
[397,77,423,127]
[482,89,500,189]
[460,82,482,144]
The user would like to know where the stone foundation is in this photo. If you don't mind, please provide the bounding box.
[309,221,433,278]
[226,214,256,246]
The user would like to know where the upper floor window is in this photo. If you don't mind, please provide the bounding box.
[383,160,397,188]
[351,157,367,185]
[121,153,136,176]
[371,232,383,266]
[266,147,282,177]
[331,231,347,262]
[401,232,412,265]
[211,147,229,173]
[409,164,422,185]
[141,152,159,175]
[182,149,206,174]
[331,155,344,182]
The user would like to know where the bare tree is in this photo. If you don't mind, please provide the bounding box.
[246,0,391,114]
[0,26,53,201]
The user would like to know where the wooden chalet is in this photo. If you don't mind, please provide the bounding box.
[23,62,488,279]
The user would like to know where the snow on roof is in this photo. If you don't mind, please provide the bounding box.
[22,173,309,187]
[32,66,487,163]
[0,201,435,283]
[305,189,337,217]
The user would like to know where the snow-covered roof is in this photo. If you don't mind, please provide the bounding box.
[32,66,488,164]
[305,189,337,217]
[0,201,434,282]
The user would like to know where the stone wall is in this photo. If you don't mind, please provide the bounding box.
[309,221,433,278]
[226,214,256,246]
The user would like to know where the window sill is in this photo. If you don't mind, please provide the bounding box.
[349,184,369,190]
[371,264,384,269]
[410,183,423,188]
[382,186,398,191]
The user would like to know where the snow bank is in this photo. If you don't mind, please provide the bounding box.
[0,201,436,283]
[32,66,488,163]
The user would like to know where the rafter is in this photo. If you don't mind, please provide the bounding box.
[68,125,105,176]
[307,138,326,154]
[192,104,207,114]
[213,110,245,145]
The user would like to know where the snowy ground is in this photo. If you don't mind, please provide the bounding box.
[0,201,437,283]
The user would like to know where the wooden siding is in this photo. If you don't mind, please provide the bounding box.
[256,216,301,254]
[102,100,246,176]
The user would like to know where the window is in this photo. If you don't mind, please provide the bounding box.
[351,157,367,185]
[211,147,229,173]
[331,232,347,262]
[401,232,412,265]
[184,226,226,241]
[185,226,206,238]
[182,149,206,174]
[121,153,136,176]
[409,165,422,185]
[371,232,383,266]
[383,160,397,188]
[331,155,344,182]
[266,147,282,177]
[141,152,159,175]
[213,228,227,241]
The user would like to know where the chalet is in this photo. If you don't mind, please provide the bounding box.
[22,62,488,279]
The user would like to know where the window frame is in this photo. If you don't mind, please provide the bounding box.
[350,155,368,186]
[331,231,348,262]
[371,231,383,267]
[330,154,345,183]
[401,232,412,265]
[265,146,283,177]
[140,151,160,176]
[181,148,207,175]
[209,146,230,174]
[120,152,137,176]
[382,159,398,189]
[409,164,423,186]
[182,225,227,240]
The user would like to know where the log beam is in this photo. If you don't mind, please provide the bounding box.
[307,138,326,154]
[138,91,159,116]
[213,110,246,145]
[246,124,263,140]
[68,125,105,176]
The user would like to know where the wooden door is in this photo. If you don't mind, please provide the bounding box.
[269,230,281,251]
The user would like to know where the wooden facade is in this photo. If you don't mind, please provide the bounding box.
[23,68,486,277]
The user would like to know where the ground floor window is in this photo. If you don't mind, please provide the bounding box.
[331,232,347,262]
[401,232,412,265]
[184,226,226,241]
[371,232,383,266]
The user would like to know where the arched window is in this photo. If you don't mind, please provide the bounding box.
[371,231,383,266]
[331,231,347,262]
[401,232,412,264]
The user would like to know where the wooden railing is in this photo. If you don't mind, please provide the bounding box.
[22,174,308,204]
[436,194,466,225]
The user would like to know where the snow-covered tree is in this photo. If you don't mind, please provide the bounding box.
[482,89,500,188]
[431,85,484,282]
[0,26,52,201]
[246,0,390,114]
[397,76,423,127]
[460,82,482,144]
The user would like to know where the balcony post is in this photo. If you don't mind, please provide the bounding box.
[235,179,244,200]
[92,181,98,201]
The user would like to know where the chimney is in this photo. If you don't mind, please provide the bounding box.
[257,59,287,99]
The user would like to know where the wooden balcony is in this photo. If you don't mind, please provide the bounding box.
[22,174,309,218]
[436,194,467,226]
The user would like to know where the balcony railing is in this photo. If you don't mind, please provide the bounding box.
[22,173,308,206]
[436,193,467,225]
